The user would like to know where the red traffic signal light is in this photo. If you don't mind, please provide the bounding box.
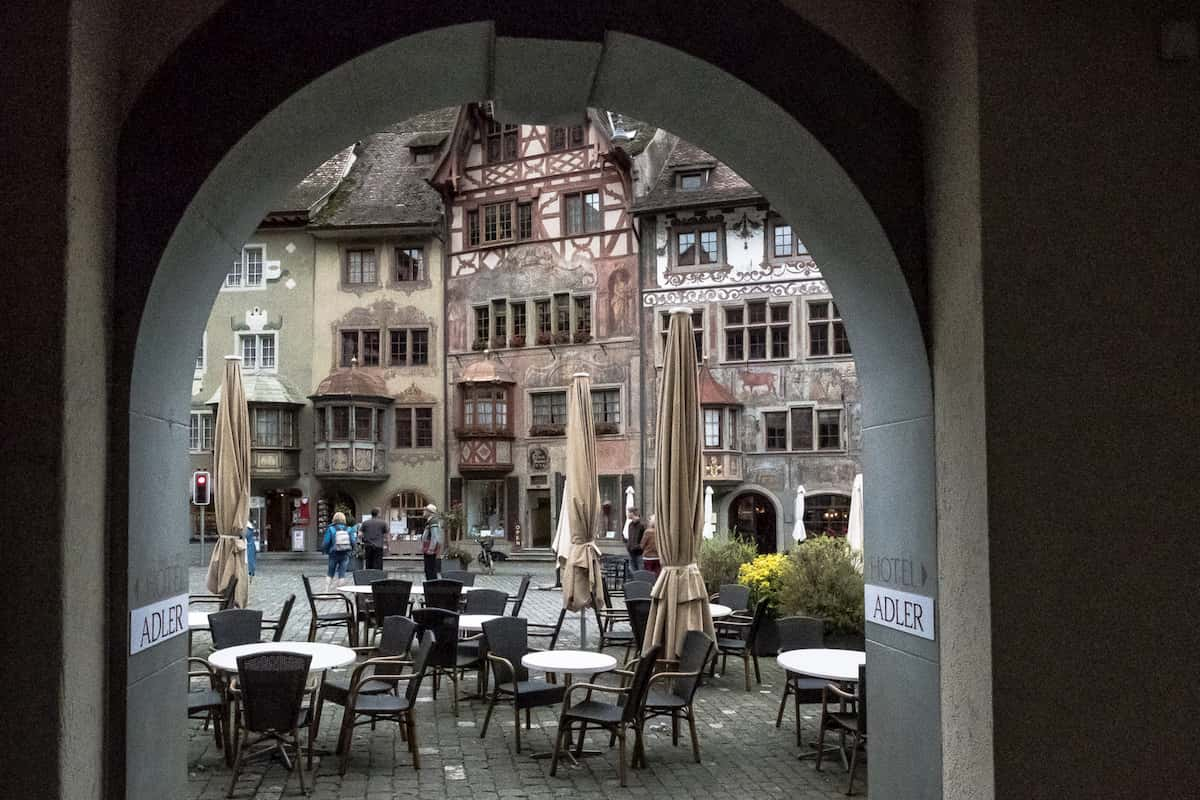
[192,470,211,506]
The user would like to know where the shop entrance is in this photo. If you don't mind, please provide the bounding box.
[263,490,295,552]
[528,489,553,548]
[729,491,778,554]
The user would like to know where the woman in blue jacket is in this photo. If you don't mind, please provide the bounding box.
[321,512,356,590]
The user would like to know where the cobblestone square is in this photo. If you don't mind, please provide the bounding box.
[188,557,866,799]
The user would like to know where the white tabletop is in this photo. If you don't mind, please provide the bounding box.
[459,614,501,632]
[339,583,478,595]
[188,611,211,630]
[776,648,865,682]
[522,649,617,676]
[709,603,733,619]
[208,641,357,673]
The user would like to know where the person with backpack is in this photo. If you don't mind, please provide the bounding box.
[321,511,356,590]
[420,504,443,580]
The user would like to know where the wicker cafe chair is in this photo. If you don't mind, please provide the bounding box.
[261,594,296,643]
[815,664,868,796]
[527,607,568,655]
[550,644,663,787]
[412,607,474,715]
[187,657,229,761]
[353,569,388,585]
[226,651,313,798]
[190,576,239,611]
[337,630,435,775]
[421,579,463,611]
[441,569,476,587]
[464,588,509,615]
[311,615,417,769]
[369,579,413,643]
[629,570,657,585]
[775,615,827,746]
[712,598,769,691]
[508,574,532,617]
[624,599,652,662]
[593,591,636,654]
[710,583,751,615]
[209,608,264,650]
[352,568,388,639]
[479,617,566,752]
[301,574,357,646]
[624,580,653,602]
[639,630,715,764]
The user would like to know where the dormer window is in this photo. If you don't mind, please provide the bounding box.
[677,170,708,190]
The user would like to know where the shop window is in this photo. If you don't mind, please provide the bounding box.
[804,493,851,537]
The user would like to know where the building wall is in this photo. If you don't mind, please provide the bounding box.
[310,231,447,541]
[639,205,862,551]
[445,115,641,550]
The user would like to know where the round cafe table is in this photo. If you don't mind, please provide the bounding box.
[338,583,480,595]
[189,611,211,630]
[459,613,501,633]
[776,649,865,763]
[208,640,356,673]
[521,649,618,762]
[709,603,733,619]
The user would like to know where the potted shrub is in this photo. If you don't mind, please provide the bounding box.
[535,332,552,346]
[594,421,619,435]
[699,536,758,596]
[553,331,571,345]
[529,423,565,437]
[509,334,526,348]
[778,536,865,649]
[490,335,506,350]
[737,553,790,654]
[573,330,592,344]
[438,503,472,570]
[471,338,487,351]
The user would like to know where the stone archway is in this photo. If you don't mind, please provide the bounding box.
[114,8,940,798]
[728,490,779,554]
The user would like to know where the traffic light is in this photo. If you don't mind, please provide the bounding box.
[192,470,211,506]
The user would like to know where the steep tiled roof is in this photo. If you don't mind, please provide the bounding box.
[310,107,459,228]
[698,366,742,406]
[311,367,391,399]
[275,146,355,213]
[632,139,761,213]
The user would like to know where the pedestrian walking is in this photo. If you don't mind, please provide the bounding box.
[624,507,645,572]
[359,508,388,570]
[244,520,257,577]
[321,511,356,590]
[420,504,442,580]
[642,514,661,575]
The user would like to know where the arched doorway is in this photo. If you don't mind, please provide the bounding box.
[729,491,778,554]
[114,9,940,799]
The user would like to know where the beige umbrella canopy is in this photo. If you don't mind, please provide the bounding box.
[560,372,606,613]
[205,356,251,609]
[645,309,714,661]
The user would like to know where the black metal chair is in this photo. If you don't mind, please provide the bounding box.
[369,579,413,643]
[550,644,662,787]
[816,664,868,795]
[412,607,474,716]
[710,583,751,615]
[209,608,264,650]
[629,569,657,585]
[479,617,567,752]
[624,580,653,601]
[593,592,636,654]
[351,569,388,638]
[639,630,715,764]
[775,615,827,745]
[422,579,463,611]
[507,574,532,616]
[464,588,509,615]
[301,574,357,646]
[527,608,568,652]
[712,598,769,691]
[353,569,388,585]
[261,594,295,643]
[187,656,229,762]
[624,598,652,662]
[337,630,435,774]
[313,616,418,767]
[190,576,239,612]
[226,651,312,798]
[441,569,476,587]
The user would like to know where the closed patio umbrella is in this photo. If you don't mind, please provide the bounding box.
[792,484,807,543]
[644,309,714,661]
[205,356,251,609]
[846,473,864,558]
[702,486,716,540]
[560,372,606,614]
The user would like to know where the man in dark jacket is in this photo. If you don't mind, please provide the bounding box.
[625,507,645,572]
[359,508,389,570]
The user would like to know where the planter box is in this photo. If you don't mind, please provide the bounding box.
[754,616,781,656]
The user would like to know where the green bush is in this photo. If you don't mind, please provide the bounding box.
[778,536,865,636]
[698,537,758,595]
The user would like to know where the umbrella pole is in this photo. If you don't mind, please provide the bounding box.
[579,609,588,649]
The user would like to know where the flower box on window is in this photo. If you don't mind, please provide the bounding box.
[490,336,506,350]
[529,423,566,437]
[535,332,552,346]
[472,339,487,351]
[553,331,571,345]
[509,335,526,348]
[573,331,592,344]
[594,421,619,435]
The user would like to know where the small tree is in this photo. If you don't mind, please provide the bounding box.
[778,536,865,637]
[698,536,758,595]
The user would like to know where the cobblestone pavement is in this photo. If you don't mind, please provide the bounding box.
[188,556,866,799]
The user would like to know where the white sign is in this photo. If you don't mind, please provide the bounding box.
[129,593,189,655]
[865,584,935,641]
